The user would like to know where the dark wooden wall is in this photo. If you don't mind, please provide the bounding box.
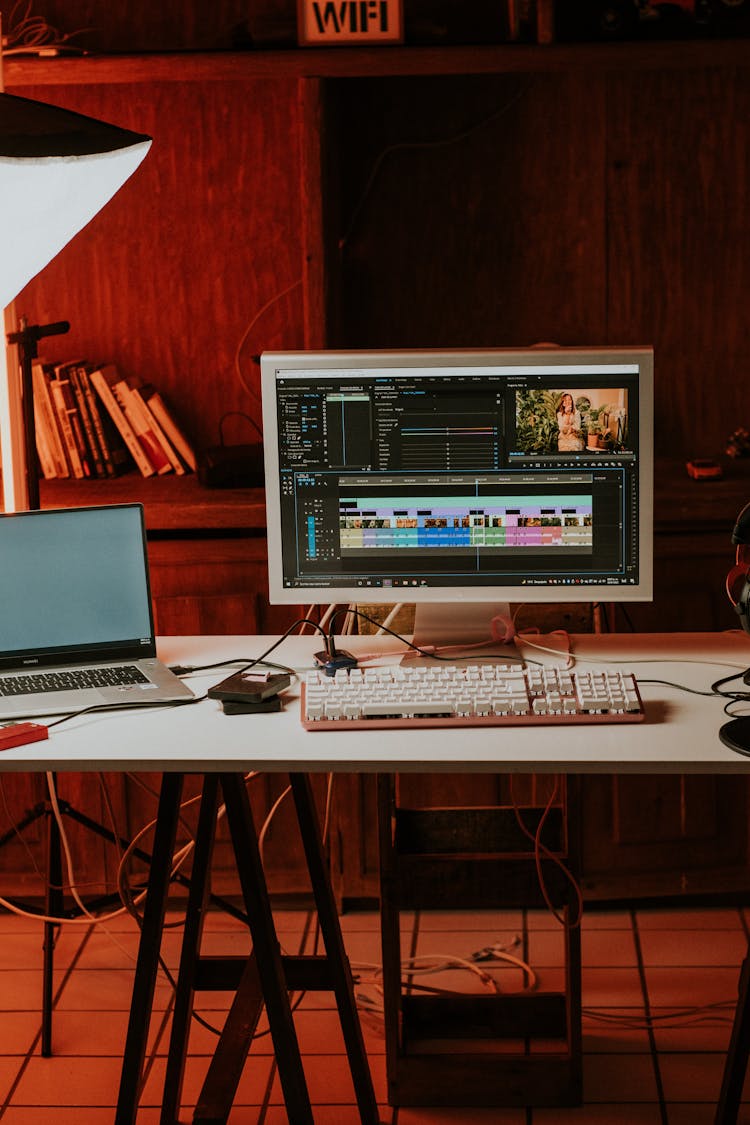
[328,66,750,460]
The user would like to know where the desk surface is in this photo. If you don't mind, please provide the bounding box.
[1,631,749,774]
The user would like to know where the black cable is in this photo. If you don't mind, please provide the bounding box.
[637,678,720,698]
[228,616,331,669]
[711,669,750,699]
[326,605,505,662]
[43,692,209,730]
[170,657,297,678]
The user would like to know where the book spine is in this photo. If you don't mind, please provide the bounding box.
[49,380,85,478]
[69,366,106,478]
[144,389,197,472]
[59,377,93,477]
[115,379,172,475]
[78,367,116,477]
[32,392,57,479]
[89,368,155,477]
[130,386,185,475]
[31,362,69,477]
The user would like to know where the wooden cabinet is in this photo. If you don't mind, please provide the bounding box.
[4,37,750,905]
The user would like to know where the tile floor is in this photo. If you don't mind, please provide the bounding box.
[0,902,746,1123]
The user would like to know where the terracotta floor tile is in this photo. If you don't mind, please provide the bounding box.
[0,927,85,972]
[582,1010,652,1054]
[293,1006,386,1055]
[581,928,639,968]
[579,910,634,931]
[416,909,524,933]
[341,927,410,968]
[61,928,142,971]
[535,1106,663,1123]
[0,1057,25,1105]
[268,1051,389,1106]
[644,966,740,1008]
[582,1052,659,1102]
[650,1012,734,1053]
[666,1105,750,1124]
[581,966,644,1007]
[53,966,175,1011]
[637,907,744,931]
[1,1111,119,1124]
[141,1052,274,1108]
[527,909,585,932]
[527,928,567,968]
[658,1050,738,1104]
[0,969,48,1011]
[338,910,388,933]
[261,1108,394,1124]
[638,927,747,967]
[396,1108,526,1124]
[9,1056,125,1106]
[0,1012,41,1055]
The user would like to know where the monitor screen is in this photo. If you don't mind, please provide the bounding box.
[260,348,653,615]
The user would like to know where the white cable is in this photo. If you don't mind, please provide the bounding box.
[45,773,143,962]
[233,278,302,403]
[318,604,338,631]
[257,785,291,862]
[375,603,404,635]
[515,632,750,673]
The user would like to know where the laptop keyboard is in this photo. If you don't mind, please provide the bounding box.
[0,665,149,696]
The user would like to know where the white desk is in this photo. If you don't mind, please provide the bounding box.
[1,630,749,774]
[3,630,750,1125]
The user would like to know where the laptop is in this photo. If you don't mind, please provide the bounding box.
[0,503,194,719]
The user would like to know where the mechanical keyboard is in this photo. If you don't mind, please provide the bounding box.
[300,663,645,730]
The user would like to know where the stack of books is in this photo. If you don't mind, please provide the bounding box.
[32,361,197,480]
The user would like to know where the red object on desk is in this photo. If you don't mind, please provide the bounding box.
[0,722,48,751]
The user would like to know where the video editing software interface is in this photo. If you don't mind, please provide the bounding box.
[270,358,645,597]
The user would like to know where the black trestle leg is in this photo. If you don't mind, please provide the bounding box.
[115,772,185,1125]
[289,772,380,1125]
[715,945,750,1124]
[219,772,314,1125]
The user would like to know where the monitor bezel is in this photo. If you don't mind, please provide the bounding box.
[260,346,654,606]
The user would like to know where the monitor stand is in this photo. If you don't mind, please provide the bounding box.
[403,602,523,665]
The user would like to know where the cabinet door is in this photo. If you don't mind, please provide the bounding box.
[147,536,302,635]
[581,774,750,900]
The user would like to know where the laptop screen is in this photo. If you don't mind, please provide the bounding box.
[0,504,155,667]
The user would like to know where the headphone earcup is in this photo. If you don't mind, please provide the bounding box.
[732,501,750,547]
[736,575,750,634]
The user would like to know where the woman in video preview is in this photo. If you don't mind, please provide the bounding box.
[556,392,584,452]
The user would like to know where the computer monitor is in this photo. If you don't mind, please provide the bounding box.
[260,347,653,655]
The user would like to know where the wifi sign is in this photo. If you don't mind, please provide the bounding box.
[298,0,404,44]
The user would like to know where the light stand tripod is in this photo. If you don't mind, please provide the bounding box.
[4,317,70,1054]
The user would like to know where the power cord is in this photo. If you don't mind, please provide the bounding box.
[509,775,584,930]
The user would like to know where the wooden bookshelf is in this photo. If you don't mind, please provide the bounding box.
[5,38,750,88]
[39,473,267,532]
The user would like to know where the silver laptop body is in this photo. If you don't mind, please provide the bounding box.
[0,503,194,719]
